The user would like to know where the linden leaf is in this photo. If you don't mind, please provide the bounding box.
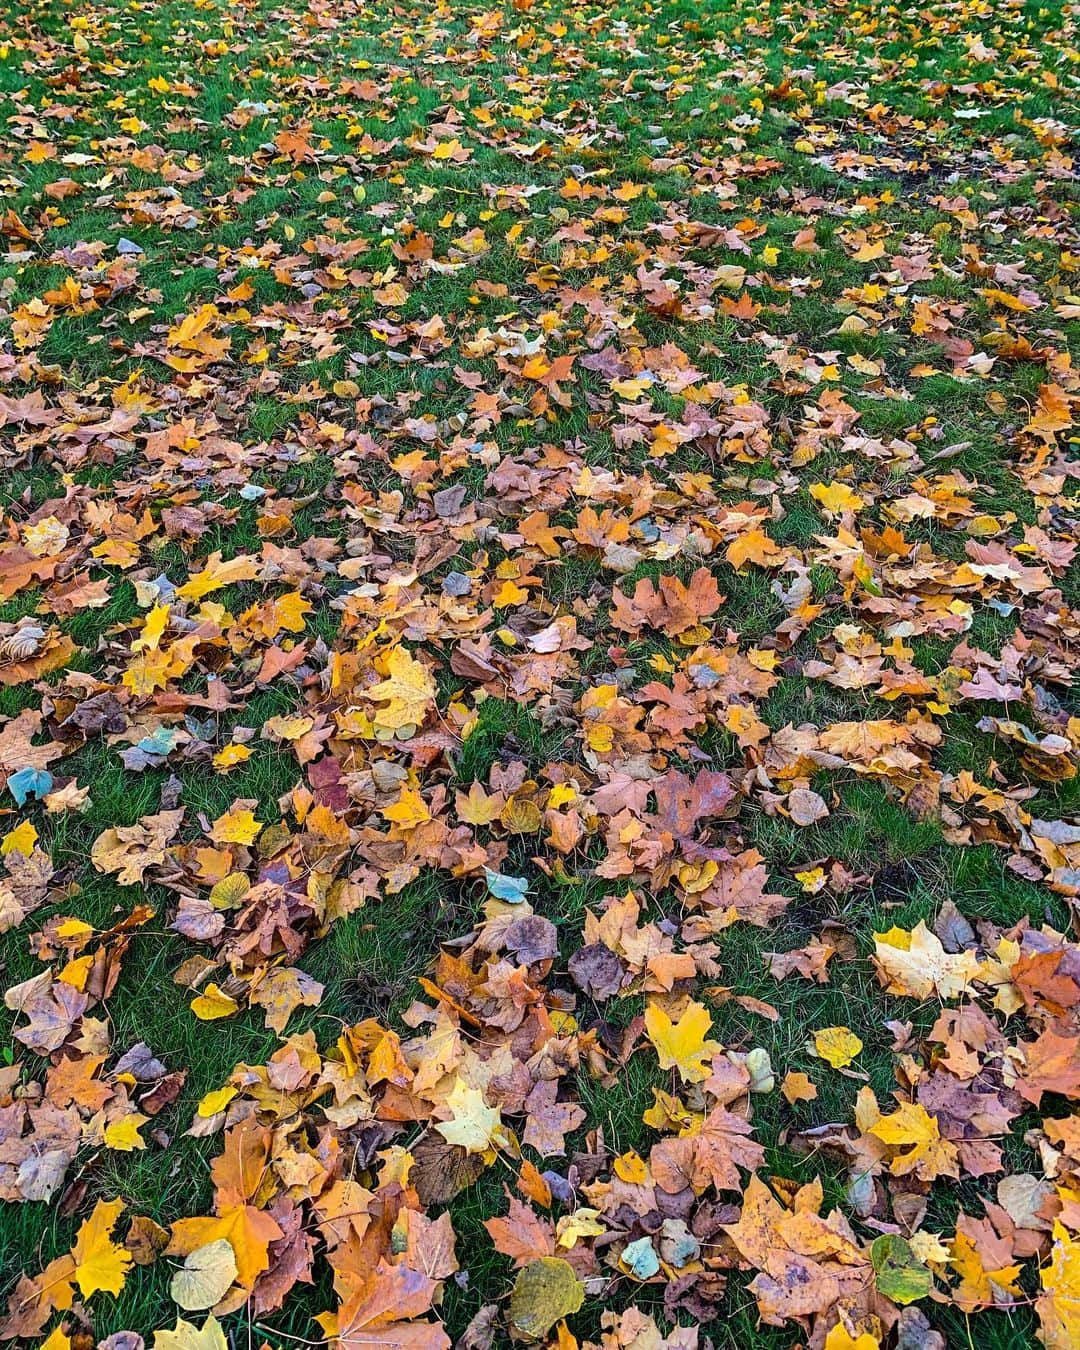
[813,1025,863,1069]
[208,873,250,911]
[508,1257,585,1340]
[870,1233,933,1305]
[170,1239,238,1311]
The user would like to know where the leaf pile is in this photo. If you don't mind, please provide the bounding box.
[1,0,1079,1346]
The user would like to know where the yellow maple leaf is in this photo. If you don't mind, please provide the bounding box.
[167,303,216,346]
[212,744,251,772]
[1,819,38,857]
[381,786,431,829]
[810,481,864,515]
[72,1198,132,1298]
[555,1207,605,1248]
[197,1086,237,1118]
[950,1229,1023,1312]
[270,590,311,633]
[168,1204,282,1289]
[868,1101,959,1180]
[367,645,436,738]
[122,646,174,696]
[614,1151,648,1184]
[824,1326,879,1350]
[57,953,93,991]
[610,376,652,400]
[644,999,721,1084]
[153,1317,229,1350]
[209,806,261,846]
[104,1114,148,1152]
[264,714,314,741]
[1039,1222,1080,1350]
[456,781,503,826]
[56,918,94,941]
[176,552,259,603]
[435,1081,502,1154]
[133,602,170,653]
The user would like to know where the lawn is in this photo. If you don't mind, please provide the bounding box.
[0,0,1079,1346]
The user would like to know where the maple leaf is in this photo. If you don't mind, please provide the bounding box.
[323,1259,450,1349]
[209,804,262,846]
[90,809,184,886]
[810,481,864,515]
[949,1229,1023,1312]
[824,1328,880,1350]
[873,921,982,1000]
[72,1198,132,1297]
[644,999,721,1084]
[484,1195,555,1268]
[153,1317,228,1350]
[1038,1222,1080,1350]
[868,1101,960,1181]
[1016,1029,1080,1106]
[367,646,437,738]
[168,1204,283,1290]
[435,1082,502,1154]
[651,1105,765,1194]
[176,552,259,602]
[6,1,1080,1341]
[725,528,785,571]
[611,568,721,637]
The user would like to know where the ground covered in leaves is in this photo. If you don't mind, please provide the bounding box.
[0,0,1079,1346]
